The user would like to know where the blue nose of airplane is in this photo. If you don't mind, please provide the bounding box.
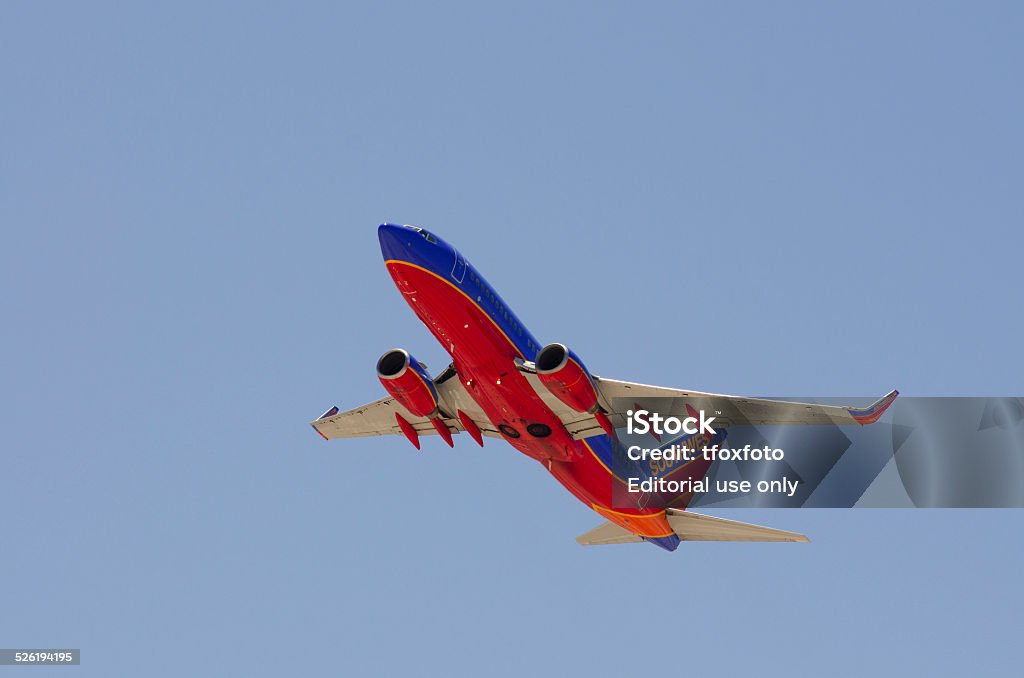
[378,223,450,270]
[378,222,459,279]
[377,223,411,262]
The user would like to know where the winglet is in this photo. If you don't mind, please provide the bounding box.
[311,406,339,440]
[316,405,339,420]
[848,389,899,425]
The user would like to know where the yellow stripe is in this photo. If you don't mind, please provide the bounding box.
[567,356,599,402]
[421,369,439,410]
[592,504,666,520]
[385,259,524,360]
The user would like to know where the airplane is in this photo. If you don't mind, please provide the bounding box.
[311,224,899,551]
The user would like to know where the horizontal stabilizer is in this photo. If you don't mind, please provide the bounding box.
[576,510,809,546]
[665,509,809,542]
[575,521,644,546]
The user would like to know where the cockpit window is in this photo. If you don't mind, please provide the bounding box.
[402,224,437,244]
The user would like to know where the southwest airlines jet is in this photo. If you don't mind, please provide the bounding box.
[311,224,898,551]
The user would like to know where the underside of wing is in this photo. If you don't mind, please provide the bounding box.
[309,398,441,439]
[513,360,897,439]
[310,367,499,441]
[594,377,898,429]
[515,369,607,438]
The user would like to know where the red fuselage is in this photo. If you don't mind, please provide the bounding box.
[378,224,678,543]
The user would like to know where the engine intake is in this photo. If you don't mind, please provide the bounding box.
[535,343,599,414]
[377,348,439,418]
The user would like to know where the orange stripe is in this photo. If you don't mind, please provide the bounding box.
[592,504,674,539]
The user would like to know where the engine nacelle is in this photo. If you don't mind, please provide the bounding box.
[376,348,439,418]
[535,343,600,414]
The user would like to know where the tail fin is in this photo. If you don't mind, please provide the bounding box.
[577,509,809,546]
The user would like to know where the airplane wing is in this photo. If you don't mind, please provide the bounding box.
[513,360,898,440]
[594,376,899,426]
[316,360,897,442]
[576,509,809,545]
[311,397,450,440]
[310,368,500,441]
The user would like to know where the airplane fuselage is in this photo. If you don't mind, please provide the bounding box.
[378,223,686,550]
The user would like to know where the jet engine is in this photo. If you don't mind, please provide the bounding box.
[535,343,600,414]
[376,348,439,418]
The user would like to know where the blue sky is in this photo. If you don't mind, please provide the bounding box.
[2,2,1022,675]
